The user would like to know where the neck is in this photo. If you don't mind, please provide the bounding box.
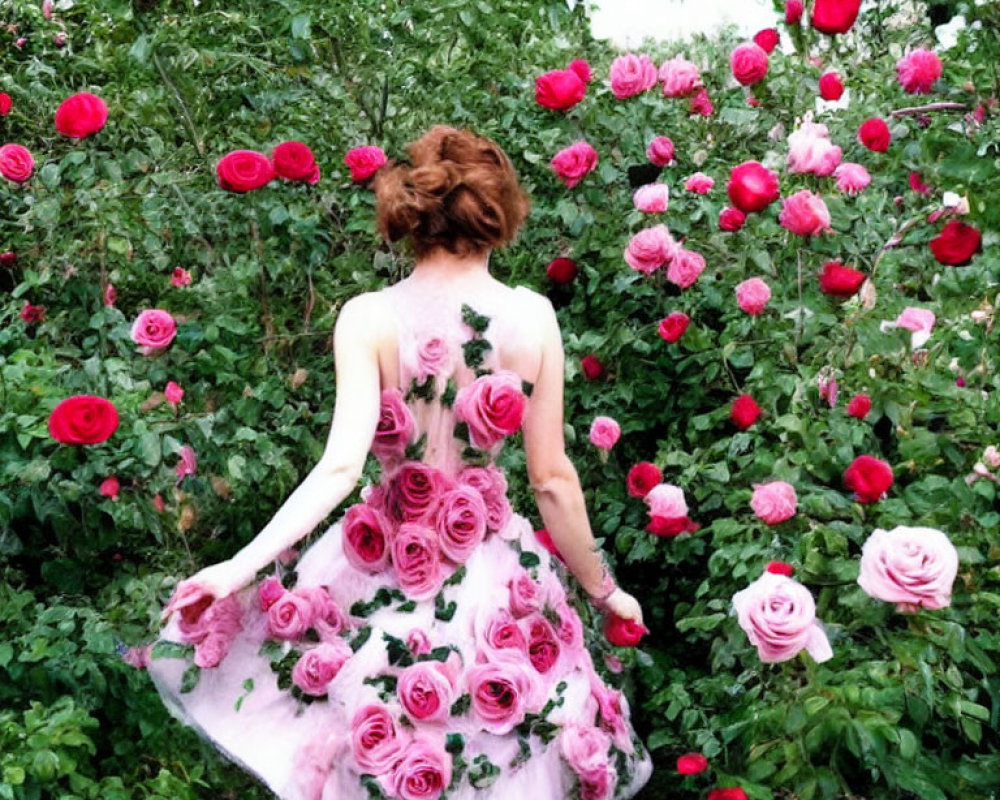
[410,249,491,280]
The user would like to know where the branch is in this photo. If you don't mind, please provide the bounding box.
[889,102,967,118]
[152,50,205,155]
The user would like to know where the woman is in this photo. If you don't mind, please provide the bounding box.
[153,126,652,800]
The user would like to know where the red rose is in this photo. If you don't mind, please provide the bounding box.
[818,71,844,100]
[54,92,108,138]
[627,462,662,498]
[819,261,865,297]
[216,150,274,192]
[689,88,714,116]
[344,145,387,183]
[785,0,803,25]
[604,614,648,647]
[847,394,871,420]
[727,161,780,213]
[546,257,578,284]
[844,455,893,503]
[20,301,45,324]
[753,28,780,54]
[581,355,604,381]
[48,395,119,445]
[646,515,700,537]
[858,118,891,152]
[271,141,319,182]
[719,207,747,232]
[568,59,592,84]
[386,462,452,524]
[766,561,795,576]
[731,394,761,430]
[909,172,931,194]
[708,788,749,800]
[930,221,982,266]
[535,69,587,111]
[676,753,709,775]
[730,43,769,86]
[342,502,391,572]
[0,251,16,266]
[658,312,690,343]
[810,0,862,34]
[0,93,11,116]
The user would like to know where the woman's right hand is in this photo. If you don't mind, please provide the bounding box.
[602,587,644,625]
[161,559,254,621]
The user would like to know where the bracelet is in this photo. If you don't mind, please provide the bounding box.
[585,565,617,607]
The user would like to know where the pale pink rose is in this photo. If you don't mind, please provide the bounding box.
[550,141,598,188]
[458,466,511,532]
[736,278,771,315]
[99,475,120,501]
[560,724,615,800]
[292,640,352,696]
[750,481,798,525]
[390,736,452,800]
[257,576,285,611]
[53,32,66,47]
[179,594,243,653]
[666,248,706,289]
[779,190,832,236]
[659,56,701,97]
[589,416,621,450]
[103,283,116,307]
[624,224,676,275]
[475,607,529,663]
[645,483,688,518]
[858,526,958,612]
[646,136,675,166]
[130,309,177,355]
[267,591,314,640]
[164,381,184,407]
[591,677,633,753]
[170,267,192,287]
[371,388,416,462]
[351,704,408,775]
[342,502,391,572]
[386,463,453,524]
[604,654,624,674]
[882,307,936,348]
[42,0,54,19]
[407,628,432,656]
[983,446,1000,469]
[466,661,536,734]
[392,523,443,600]
[633,183,669,213]
[396,661,456,722]
[175,445,197,485]
[833,162,871,195]
[684,172,714,194]
[454,370,527,449]
[609,53,657,99]
[194,633,234,668]
[292,733,344,800]
[295,586,347,639]
[508,568,541,618]
[121,644,151,669]
[786,122,842,176]
[435,486,487,563]
[732,572,833,663]
[408,332,452,384]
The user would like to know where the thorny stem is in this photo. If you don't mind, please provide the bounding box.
[889,102,968,117]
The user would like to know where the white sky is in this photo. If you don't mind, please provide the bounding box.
[590,0,779,46]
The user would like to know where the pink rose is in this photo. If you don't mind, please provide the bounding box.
[164,381,184,407]
[458,466,511,532]
[736,278,771,315]
[550,141,598,188]
[407,628,432,656]
[104,283,116,307]
[386,463,452,524]
[475,608,529,663]
[786,122,842,176]
[99,476,120,501]
[633,183,670,213]
[390,737,452,800]
[779,190,832,236]
[554,601,585,652]
[121,644,151,669]
[392,523,443,600]
[0,144,35,183]
[645,483,687,518]
[858,526,958,612]
[689,88,714,116]
[292,640,352,696]
[730,43,769,86]
[508,568,541,618]
[658,56,701,97]
[130,309,177,355]
[466,661,536,734]
[257,576,285,611]
[397,662,456,722]
[624,224,676,275]
[896,48,942,95]
[343,502,392,572]
[454,370,527,449]
[409,333,452,384]
[684,172,714,194]
[589,416,621,450]
[194,633,235,669]
[525,614,561,674]
[719,207,747,232]
[750,481,797,525]
[609,53,658,99]
[175,444,197,485]
[435,486,487,563]
[591,677,633,753]
[351,704,408,774]
[883,307,935,348]
[666,248,706,289]
[267,591,313,640]
[295,586,347,639]
[371,388,416,462]
[560,725,615,800]
[833,162,871,195]
[732,572,833,663]
[170,267,192,287]
[179,594,243,646]
[344,145,387,183]
[646,136,675,166]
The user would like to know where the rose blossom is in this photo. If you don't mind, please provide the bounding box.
[272,141,320,183]
[844,455,893,503]
[834,162,871,195]
[194,633,236,669]
[351,704,408,774]
[589,416,621,450]
[727,161,780,213]
[475,607,529,663]
[785,0,803,24]
[407,628,432,656]
[20,302,45,324]
[604,615,648,647]
[454,370,527,449]
[930,220,982,266]
[343,502,391,572]
[397,662,456,722]
[646,136,675,166]
[609,53,658,99]
[819,261,865,297]
[121,644,151,669]
[550,141,598,188]
[130,309,177,355]
[569,59,592,83]
[897,48,942,94]
[736,278,771,315]
[983,446,1000,469]
[592,678,633,752]
[858,526,959,612]
[164,381,184,407]
[525,614,561,673]
[435,486,487,563]
[392,523,443,600]
[786,122,842,176]
[267,591,313,640]
[407,332,452,384]
[751,481,797,525]
[257,576,284,611]
[847,393,871,419]
[104,284,116,306]
[633,183,669,213]
[858,118,891,152]
[909,172,931,194]
[677,753,709,775]
[546,257,577,284]
[708,790,749,800]
[344,145,387,182]
[666,248,705,289]
[684,172,714,194]
[730,43,769,86]
[391,737,452,800]
[466,661,536,734]
[767,561,795,576]
[810,0,862,34]
[881,307,935,349]
[535,68,587,111]
[508,568,541,618]
[731,571,833,663]
[719,207,746,232]
[645,483,687,518]
[689,87,714,116]
[554,601,585,652]
[296,586,347,639]
[170,266,192,287]
[458,465,511,532]
[659,312,690,343]
[175,444,197,484]
[627,462,662,497]
[0,144,34,183]
[179,594,243,652]
[581,354,603,381]
[779,190,832,236]
[371,388,416,462]
[292,640,352,696]
[624,225,676,275]
[754,28,780,53]
[731,394,762,430]
[216,150,274,192]
[386,463,453,523]
[561,725,615,800]
[818,71,844,100]
[658,56,701,97]
[54,92,108,138]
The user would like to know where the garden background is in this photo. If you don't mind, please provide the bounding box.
[1,0,998,798]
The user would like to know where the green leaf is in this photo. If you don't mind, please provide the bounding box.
[180,663,201,693]
[519,551,541,569]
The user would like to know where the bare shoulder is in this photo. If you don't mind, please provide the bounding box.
[334,290,395,344]
[511,285,559,340]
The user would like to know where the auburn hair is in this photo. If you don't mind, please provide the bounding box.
[373,126,529,257]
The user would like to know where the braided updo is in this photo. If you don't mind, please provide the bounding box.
[373,126,529,257]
